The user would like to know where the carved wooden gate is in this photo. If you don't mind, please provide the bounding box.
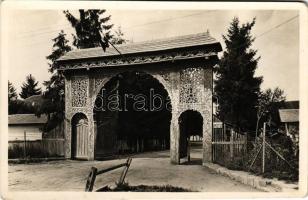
[58,32,222,163]
[72,114,89,159]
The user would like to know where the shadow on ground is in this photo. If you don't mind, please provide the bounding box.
[181,158,203,165]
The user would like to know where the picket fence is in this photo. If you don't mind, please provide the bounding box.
[212,123,247,166]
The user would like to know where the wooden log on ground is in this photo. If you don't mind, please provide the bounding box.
[118,158,132,185]
[85,167,98,192]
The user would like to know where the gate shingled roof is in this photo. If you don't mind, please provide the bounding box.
[57,32,222,62]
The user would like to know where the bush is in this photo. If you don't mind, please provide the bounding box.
[225,157,245,171]
[245,134,298,181]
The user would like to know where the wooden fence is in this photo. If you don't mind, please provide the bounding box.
[85,158,132,192]
[212,123,247,166]
[9,139,65,158]
[43,122,64,139]
[9,122,65,159]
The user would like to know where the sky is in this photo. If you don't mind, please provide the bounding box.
[6,9,299,100]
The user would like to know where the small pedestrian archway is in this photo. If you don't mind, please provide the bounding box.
[71,113,89,159]
[178,110,203,164]
[57,32,222,164]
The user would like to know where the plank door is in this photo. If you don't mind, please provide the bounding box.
[72,115,89,159]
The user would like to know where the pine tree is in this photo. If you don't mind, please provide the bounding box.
[8,81,19,114]
[8,81,17,102]
[42,30,72,114]
[214,17,263,132]
[46,30,72,73]
[19,74,42,99]
[39,30,72,131]
[110,26,128,45]
[63,9,113,50]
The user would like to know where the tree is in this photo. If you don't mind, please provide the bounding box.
[110,26,128,45]
[63,9,113,50]
[46,30,72,73]
[9,80,40,114]
[8,81,17,102]
[19,74,42,99]
[214,17,263,132]
[255,87,286,138]
[8,81,19,114]
[39,30,72,131]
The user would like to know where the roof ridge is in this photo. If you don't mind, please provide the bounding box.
[9,113,37,116]
[58,31,222,62]
[68,32,212,53]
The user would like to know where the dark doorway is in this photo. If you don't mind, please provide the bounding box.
[93,71,172,159]
[179,110,203,164]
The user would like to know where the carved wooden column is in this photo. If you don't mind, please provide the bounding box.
[202,68,213,164]
[64,75,92,160]
[64,78,72,159]
[169,71,180,164]
[87,77,95,161]
[170,113,180,164]
[175,67,213,164]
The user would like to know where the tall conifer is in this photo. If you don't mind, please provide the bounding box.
[214,17,262,132]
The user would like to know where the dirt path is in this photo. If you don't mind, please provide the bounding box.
[9,150,260,192]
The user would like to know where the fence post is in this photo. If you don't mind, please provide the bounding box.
[187,137,190,162]
[230,129,234,161]
[23,130,27,159]
[262,122,266,173]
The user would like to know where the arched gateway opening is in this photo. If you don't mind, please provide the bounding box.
[179,110,203,164]
[93,71,172,159]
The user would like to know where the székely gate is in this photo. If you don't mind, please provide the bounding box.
[57,32,222,164]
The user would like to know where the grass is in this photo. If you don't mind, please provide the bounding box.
[97,182,194,192]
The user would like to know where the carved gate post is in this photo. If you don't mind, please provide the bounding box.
[202,69,213,164]
[168,71,180,164]
[170,113,180,164]
[64,78,72,159]
[175,67,213,164]
[64,75,96,160]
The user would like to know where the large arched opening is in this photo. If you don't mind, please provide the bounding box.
[93,71,172,159]
[178,110,203,164]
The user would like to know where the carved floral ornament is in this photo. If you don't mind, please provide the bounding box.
[179,68,204,104]
[71,77,89,107]
[94,77,106,91]
[59,50,217,70]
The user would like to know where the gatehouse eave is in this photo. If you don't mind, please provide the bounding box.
[57,32,222,71]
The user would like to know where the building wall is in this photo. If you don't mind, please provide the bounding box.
[9,125,42,141]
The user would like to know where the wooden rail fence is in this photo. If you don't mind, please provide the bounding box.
[212,123,247,166]
[85,158,132,192]
[9,139,65,158]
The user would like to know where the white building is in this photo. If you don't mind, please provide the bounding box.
[8,114,47,141]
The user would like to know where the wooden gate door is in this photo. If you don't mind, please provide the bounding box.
[72,114,89,159]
